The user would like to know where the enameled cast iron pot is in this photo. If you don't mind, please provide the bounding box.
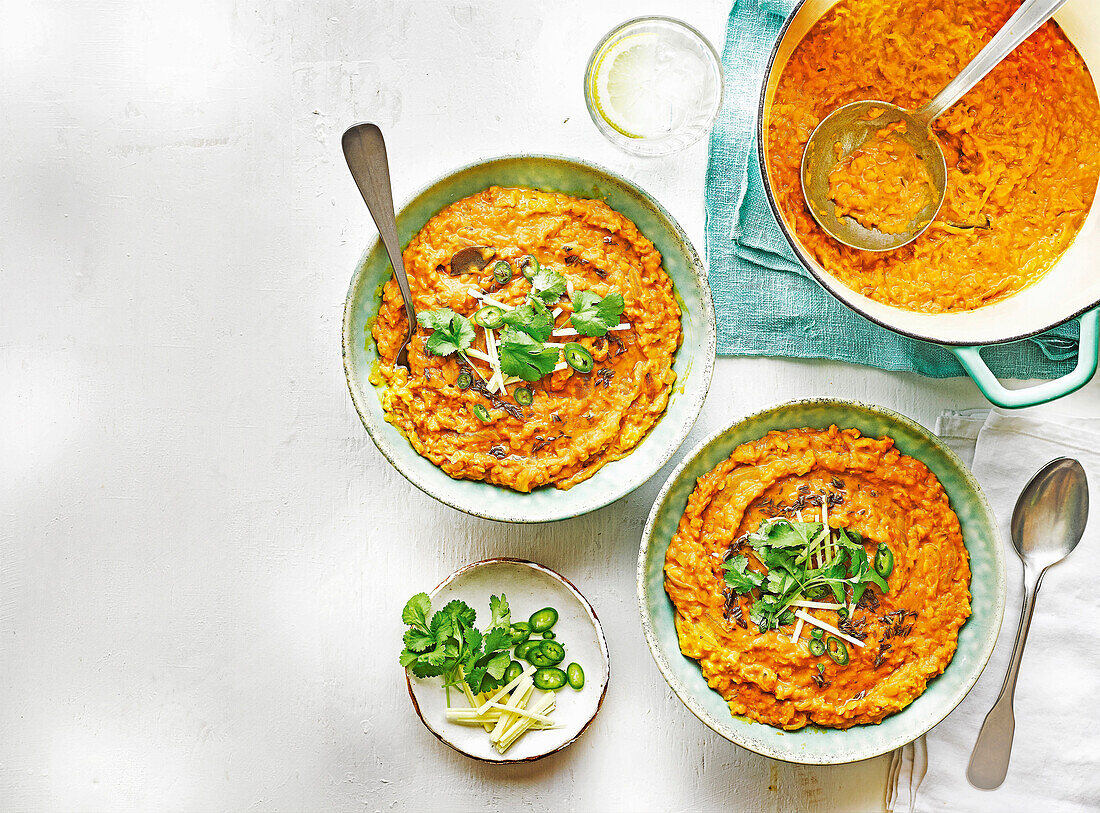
[757,0,1100,408]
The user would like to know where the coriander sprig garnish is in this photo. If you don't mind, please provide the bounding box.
[723,516,891,634]
[569,290,625,337]
[415,308,484,380]
[416,254,629,395]
[399,593,515,695]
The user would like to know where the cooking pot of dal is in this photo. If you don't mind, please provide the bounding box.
[757,0,1100,408]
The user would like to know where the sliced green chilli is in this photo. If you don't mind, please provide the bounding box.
[472,305,505,329]
[540,630,555,640]
[471,403,491,422]
[566,662,585,690]
[513,386,533,406]
[826,635,849,666]
[538,640,565,665]
[504,660,524,685]
[528,607,558,632]
[532,667,567,691]
[528,649,553,667]
[514,641,539,660]
[808,638,826,657]
[456,370,473,390]
[510,622,531,646]
[810,627,824,640]
[517,255,540,280]
[875,543,895,578]
[492,260,513,284]
[563,342,594,373]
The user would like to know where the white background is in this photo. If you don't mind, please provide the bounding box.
[3,1,1099,811]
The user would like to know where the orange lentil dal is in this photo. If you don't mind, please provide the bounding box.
[768,0,1100,312]
[664,427,971,729]
[371,187,681,492]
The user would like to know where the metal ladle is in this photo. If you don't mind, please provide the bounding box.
[967,457,1089,790]
[342,123,416,368]
[801,0,1071,251]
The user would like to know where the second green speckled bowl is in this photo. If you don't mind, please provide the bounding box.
[637,399,1007,764]
[342,155,716,523]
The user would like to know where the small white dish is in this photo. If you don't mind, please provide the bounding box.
[406,558,610,763]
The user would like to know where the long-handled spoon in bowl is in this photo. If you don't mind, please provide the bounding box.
[966,457,1089,789]
[801,0,1071,251]
[342,123,416,368]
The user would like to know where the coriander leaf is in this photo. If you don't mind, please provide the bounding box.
[441,599,476,630]
[500,298,552,342]
[760,545,800,577]
[481,626,513,656]
[835,528,861,550]
[498,327,560,381]
[488,594,510,630]
[403,628,435,654]
[765,568,798,596]
[415,309,451,331]
[864,563,889,593]
[464,625,514,693]
[463,626,483,656]
[422,646,448,667]
[569,289,625,337]
[756,519,823,549]
[399,650,419,668]
[485,651,511,680]
[849,582,867,609]
[410,657,447,679]
[428,610,453,642]
[417,308,475,357]
[722,555,764,594]
[401,592,431,629]
[530,268,567,304]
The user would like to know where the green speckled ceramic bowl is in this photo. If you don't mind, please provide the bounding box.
[637,399,1007,764]
[342,155,716,523]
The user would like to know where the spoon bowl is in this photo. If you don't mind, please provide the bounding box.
[801,100,947,251]
[1010,457,1090,568]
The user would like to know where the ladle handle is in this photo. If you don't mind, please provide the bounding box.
[917,0,1070,123]
[966,565,1045,789]
[342,123,416,334]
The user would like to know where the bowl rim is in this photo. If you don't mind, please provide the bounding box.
[754,0,1100,347]
[635,397,1008,764]
[404,557,611,763]
[341,152,717,523]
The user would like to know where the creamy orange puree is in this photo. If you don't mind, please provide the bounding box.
[664,427,971,730]
[769,0,1100,312]
[371,187,681,492]
[828,120,935,235]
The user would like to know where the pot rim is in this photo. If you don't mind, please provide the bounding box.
[754,0,1100,348]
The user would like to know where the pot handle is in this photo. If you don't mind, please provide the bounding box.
[949,308,1100,409]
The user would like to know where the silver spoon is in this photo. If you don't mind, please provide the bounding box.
[967,457,1089,790]
[342,123,416,368]
[801,0,1070,252]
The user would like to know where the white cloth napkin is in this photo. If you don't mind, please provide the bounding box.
[886,409,1100,813]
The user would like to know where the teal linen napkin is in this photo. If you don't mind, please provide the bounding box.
[705,0,1081,379]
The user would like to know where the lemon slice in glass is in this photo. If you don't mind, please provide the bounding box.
[592,33,669,139]
[584,17,723,156]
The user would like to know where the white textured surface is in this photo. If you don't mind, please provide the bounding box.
[2,1,1099,811]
